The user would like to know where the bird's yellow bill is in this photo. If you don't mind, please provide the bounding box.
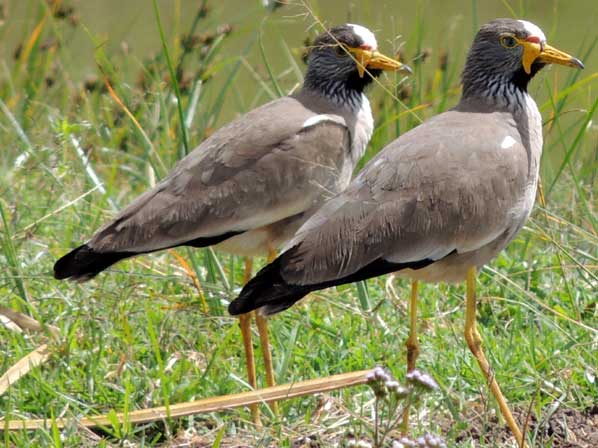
[349,47,412,77]
[520,40,584,74]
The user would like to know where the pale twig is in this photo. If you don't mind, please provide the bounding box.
[0,344,51,397]
[70,135,118,212]
[0,307,59,337]
[16,186,102,237]
[1,369,373,430]
[0,98,33,168]
[298,0,422,123]
[483,267,598,335]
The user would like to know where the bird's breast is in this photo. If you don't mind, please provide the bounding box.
[348,94,374,163]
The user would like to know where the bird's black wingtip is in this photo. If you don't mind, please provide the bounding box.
[53,244,88,280]
[53,244,132,281]
[227,299,245,316]
[228,249,310,316]
[227,270,272,315]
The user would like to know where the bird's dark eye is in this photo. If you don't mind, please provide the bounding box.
[500,35,518,49]
[335,44,347,56]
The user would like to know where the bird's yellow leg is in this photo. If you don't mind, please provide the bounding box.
[406,280,420,372]
[254,248,279,415]
[464,267,526,447]
[240,257,261,425]
[402,279,419,433]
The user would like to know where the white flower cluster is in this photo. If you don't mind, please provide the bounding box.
[347,439,373,448]
[366,366,392,383]
[366,366,409,398]
[366,367,437,398]
[405,369,439,391]
[384,379,410,398]
[391,433,447,448]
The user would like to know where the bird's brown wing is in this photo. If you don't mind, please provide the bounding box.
[89,95,351,253]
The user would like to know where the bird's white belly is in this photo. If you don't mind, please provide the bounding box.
[396,243,503,283]
[216,212,309,257]
[215,229,274,256]
[350,94,374,162]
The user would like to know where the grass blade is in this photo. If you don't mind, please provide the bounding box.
[0,200,29,303]
[258,24,285,98]
[152,0,189,156]
[547,98,598,194]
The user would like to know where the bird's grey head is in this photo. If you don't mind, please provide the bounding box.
[462,19,583,104]
[304,24,411,106]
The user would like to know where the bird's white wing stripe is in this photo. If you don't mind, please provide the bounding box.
[302,114,345,129]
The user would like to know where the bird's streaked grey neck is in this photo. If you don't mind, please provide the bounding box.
[303,73,367,112]
[459,64,544,158]
[460,70,531,114]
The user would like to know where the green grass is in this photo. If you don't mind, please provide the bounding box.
[1,1,597,447]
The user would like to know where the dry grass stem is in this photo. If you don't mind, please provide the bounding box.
[1,369,373,430]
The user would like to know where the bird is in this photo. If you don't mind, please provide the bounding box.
[53,24,411,423]
[229,18,583,444]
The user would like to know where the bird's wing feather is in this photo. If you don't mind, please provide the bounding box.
[89,95,351,253]
[280,109,531,285]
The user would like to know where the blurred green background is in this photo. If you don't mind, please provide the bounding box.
[3,0,596,181]
[4,0,597,75]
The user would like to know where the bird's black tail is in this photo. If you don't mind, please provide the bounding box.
[228,251,312,316]
[53,245,135,282]
[53,231,245,282]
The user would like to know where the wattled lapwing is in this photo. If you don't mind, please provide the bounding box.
[230,19,583,442]
[54,24,411,423]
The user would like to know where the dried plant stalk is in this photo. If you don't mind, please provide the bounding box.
[0,344,51,397]
[1,369,373,431]
[0,307,59,336]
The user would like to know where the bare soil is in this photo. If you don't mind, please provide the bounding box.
[452,405,598,447]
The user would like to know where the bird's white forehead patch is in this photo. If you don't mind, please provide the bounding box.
[501,135,517,149]
[518,20,546,42]
[347,24,378,50]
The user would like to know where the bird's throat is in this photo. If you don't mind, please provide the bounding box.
[462,72,531,114]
